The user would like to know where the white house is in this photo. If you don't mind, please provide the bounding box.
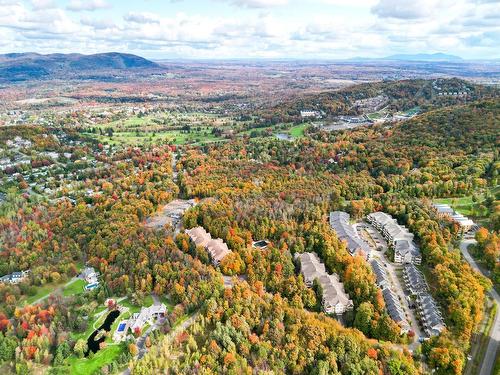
[0,270,30,284]
[82,267,98,284]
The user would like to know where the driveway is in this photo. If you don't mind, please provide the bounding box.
[460,239,499,375]
[30,276,79,305]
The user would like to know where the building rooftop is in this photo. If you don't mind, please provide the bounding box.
[382,288,408,325]
[329,211,371,256]
[370,259,389,286]
[394,239,421,258]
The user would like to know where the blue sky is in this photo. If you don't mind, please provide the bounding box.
[0,0,498,59]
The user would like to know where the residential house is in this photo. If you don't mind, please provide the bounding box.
[185,227,212,248]
[129,303,167,332]
[0,270,29,284]
[367,212,395,231]
[318,274,354,315]
[431,203,476,233]
[206,238,231,266]
[370,259,389,289]
[432,203,455,218]
[367,212,421,265]
[82,267,98,284]
[295,252,325,287]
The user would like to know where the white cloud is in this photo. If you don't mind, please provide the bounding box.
[124,12,161,24]
[371,0,437,19]
[0,0,496,59]
[31,0,57,10]
[218,0,288,8]
[67,0,111,12]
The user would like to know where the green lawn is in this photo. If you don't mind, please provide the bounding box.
[63,279,86,297]
[65,344,125,375]
[434,185,499,227]
[25,283,57,304]
[119,295,153,314]
[84,129,222,146]
[160,295,175,312]
[288,124,308,138]
[367,112,383,120]
[71,310,107,341]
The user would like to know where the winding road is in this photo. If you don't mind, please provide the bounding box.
[460,239,499,375]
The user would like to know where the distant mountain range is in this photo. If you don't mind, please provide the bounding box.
[349,53,464,62]
[0,52,162,82]
[384,53,463,62]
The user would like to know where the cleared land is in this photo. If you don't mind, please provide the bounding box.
[434,185,499,227]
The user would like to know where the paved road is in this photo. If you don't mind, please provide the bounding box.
[356,222,423,348]
[460,239,499,375]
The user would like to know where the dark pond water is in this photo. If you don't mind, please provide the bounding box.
[85,309,120,356]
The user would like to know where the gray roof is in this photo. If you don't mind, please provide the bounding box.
[382,288,407,324]
[370,259,388,286]
[417,293,445,333]
[318,274,352,307]
[295,252,326,283]
[330,211,371,256]
[403,264,428,293]
[432,204,455,215]
[296,252,352,309]
[395,239,421,258]
[367,212,395,227]
[384,222,414,241]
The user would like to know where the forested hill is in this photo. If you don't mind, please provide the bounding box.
[303,99,500,181]
[0,52,162,82]
[394,99,499,152]
[259,78,499,122]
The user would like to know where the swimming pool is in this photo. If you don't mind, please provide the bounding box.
[117,323,126,332]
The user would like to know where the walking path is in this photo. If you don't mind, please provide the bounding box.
[460,239,499,375]
[30,276,78,305]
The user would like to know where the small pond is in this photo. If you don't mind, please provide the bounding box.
[275,133,292,141]
[85,310,120,356]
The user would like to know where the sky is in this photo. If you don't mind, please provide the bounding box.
[0,0,498,60]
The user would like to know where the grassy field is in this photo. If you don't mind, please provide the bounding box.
[434,185,499,227]
[65,343,125,375]
[25,283,58,304]
[288,123,308,138]
[63,279,86,297]
[24,278,85,305]
[160,295,175,312]
[85,129,222,146]
[120,295,154,313]
[85,111,235,146]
